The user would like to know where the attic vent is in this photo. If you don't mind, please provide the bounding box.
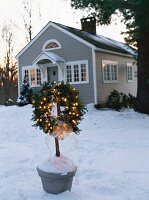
[81,17,96,34]
[42,39,61,51]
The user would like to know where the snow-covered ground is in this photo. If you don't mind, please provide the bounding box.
[0,104,149,200]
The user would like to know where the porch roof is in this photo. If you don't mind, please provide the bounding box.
[32,52,65,66]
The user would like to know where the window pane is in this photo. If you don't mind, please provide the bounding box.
[66,61,88,83]
[81,64,87,81]
[66,65,72,82]
[128,66,133,81]
[74,65,79,82]
[111,64,117,81]
[106,64,110,81]
[36,69,41,85]
[103,61,118,82]
[103,67,107,80]
[46,42,59,49]
[30,68,35,86]
[103,63,108,81]
[24,69,29,81]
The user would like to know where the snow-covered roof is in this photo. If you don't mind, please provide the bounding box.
[16,21,137,59]
[54,22,137,57]
[44,52,65,62]
[32,52,65,65]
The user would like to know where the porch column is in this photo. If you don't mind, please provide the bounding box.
[57,62,66,82]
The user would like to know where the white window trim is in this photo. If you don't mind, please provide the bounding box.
[42,39,61,51]
[65,60,89,84]
[127,63,133,82]
[22,66,43,87]
[102,60,119,83]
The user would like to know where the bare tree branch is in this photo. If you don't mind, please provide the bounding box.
[0,23,17,102]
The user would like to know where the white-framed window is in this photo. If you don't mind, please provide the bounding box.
[22,66,42,87]
[36,69,42,85]
[30,68,36,86]
[42,39,61,51]
[102,60,118,83]
[74,65,79,82]
[66,65,72,82]
[24,69,29,81]
[127,63,133,82]
[66,60,89,84]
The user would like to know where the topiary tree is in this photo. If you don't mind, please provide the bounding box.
[32,81,86,157]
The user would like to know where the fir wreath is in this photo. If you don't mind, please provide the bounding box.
[32,81,86,140]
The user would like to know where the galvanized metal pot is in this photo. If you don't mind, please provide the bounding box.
[37,166,77,194]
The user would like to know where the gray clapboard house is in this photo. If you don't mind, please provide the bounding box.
[16,17,137,105]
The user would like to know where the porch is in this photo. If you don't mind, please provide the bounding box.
[32,52,66,84]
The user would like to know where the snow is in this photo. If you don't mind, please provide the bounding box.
[59,24,136,56]
[83,31,137,56]
[43,52,65,63]
[0,104,149,199]
[38,155,77,174]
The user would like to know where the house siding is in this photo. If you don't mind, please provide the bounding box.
[95,51,137,104]
[18,25,95,104]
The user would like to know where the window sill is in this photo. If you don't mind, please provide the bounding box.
[103,81,119,84]
[127,80,133,83]
[68,81,89,84]
[30,85,42,88]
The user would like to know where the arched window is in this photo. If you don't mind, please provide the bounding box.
[42,39,61,51]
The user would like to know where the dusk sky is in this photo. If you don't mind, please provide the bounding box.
[0,0,126,57]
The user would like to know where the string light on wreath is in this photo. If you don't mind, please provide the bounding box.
[32,81,86,140]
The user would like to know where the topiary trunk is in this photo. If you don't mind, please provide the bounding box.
[55,100,61,157]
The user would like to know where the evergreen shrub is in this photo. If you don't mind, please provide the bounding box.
[17,77,33,106]
[107,90,136,111]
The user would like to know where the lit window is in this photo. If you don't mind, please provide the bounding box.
[36,69,42,85]
[30,68,36,86]
[66,61,88,84]
[102,61,118,83]
[22,67,42,87]
[45,42,59,49]
[42,40,61,51]
[127,63,133,82]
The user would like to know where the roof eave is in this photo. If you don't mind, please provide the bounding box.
[15,22,51,59]
[15,22,95,60]
[95,47,136,58]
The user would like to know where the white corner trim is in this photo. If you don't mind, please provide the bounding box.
[92,49,97,104]
[16,21,95,59]
[17,59,20,96]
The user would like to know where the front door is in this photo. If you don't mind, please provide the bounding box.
[47,66,58,83]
